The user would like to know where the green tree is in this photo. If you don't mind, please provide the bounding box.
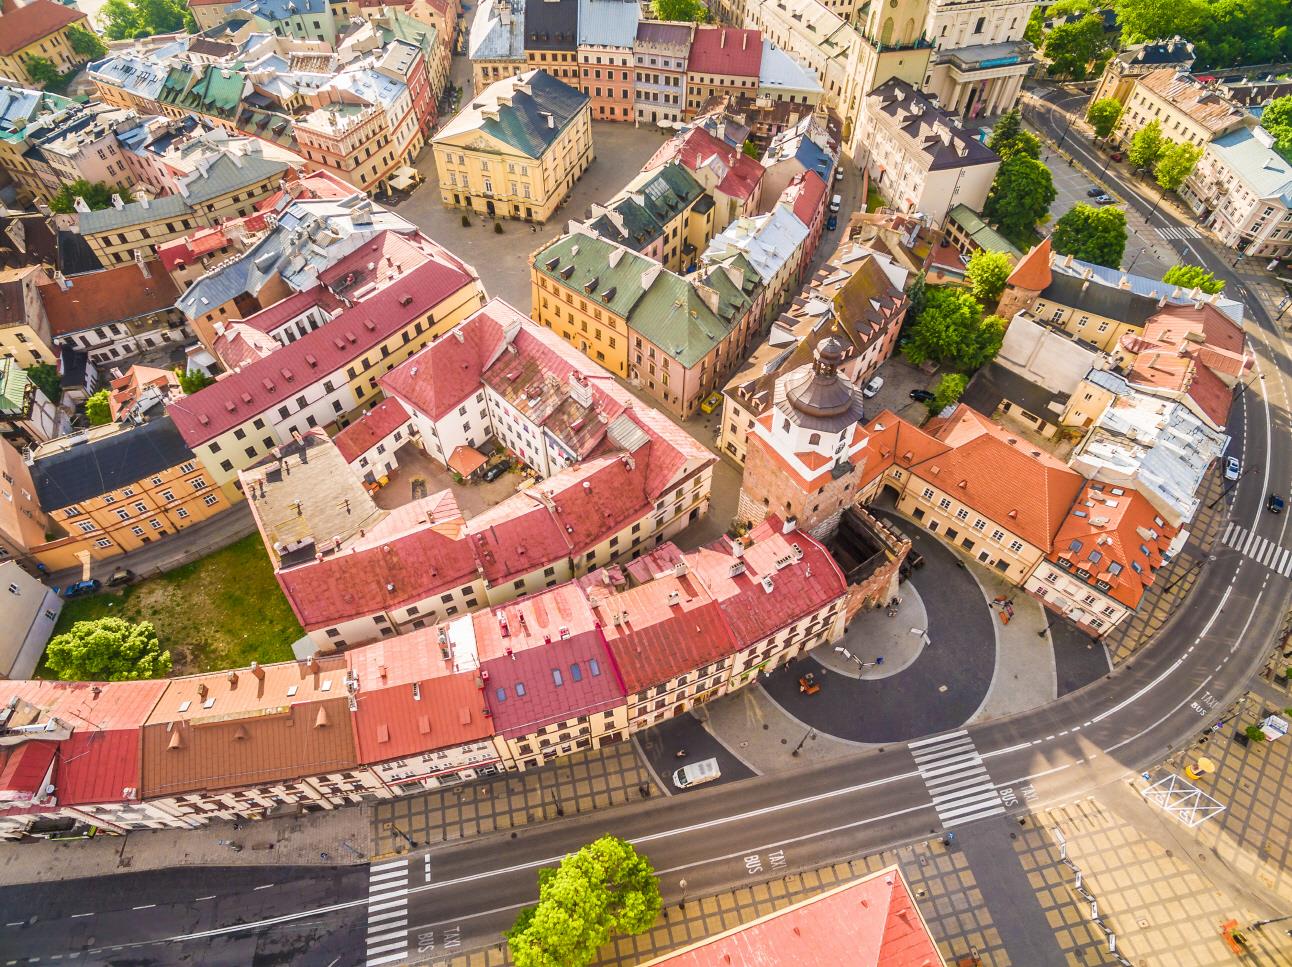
[26,364,60,403]
[24,56,63,89]
[1162,263,1225,294]
[983,154,1056,241]
[1262,95,1292,159]
[1051,203,1127,269]
[45,617,171,682]
[651,0,705,22]
[1086,98,1123,141]
[906,269,927,319]
[506,836,661,967]
[176,367,214,394]
[964,250,1013,305]
[1127,119,1165,171]
[1153,141,1202,192]
[1043,13,1108,79]
[85,389,112,425]
[929,372,968,414]
[100,0,192,40]
[66,24,108,59]
[903,288,1003,371]
[741,139,759,159]
[1023,7,1046,46]
[986,110,1040,162]
[1112,0,1207,48]
[49,178,130,214]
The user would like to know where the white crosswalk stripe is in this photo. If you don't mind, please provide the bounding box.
[1154,226,1202,240]
[909,731,1005,828]
[1222,524,1292,576]
[365,859,409,967]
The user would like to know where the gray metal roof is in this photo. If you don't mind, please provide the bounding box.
[576,0,638,49]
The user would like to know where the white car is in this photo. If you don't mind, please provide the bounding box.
[863,375,884,398]
[1224,456,1241,481]
[672,757,721,789]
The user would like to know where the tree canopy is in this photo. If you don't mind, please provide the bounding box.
[986,110,1041,162]
[1127,119,1165,171]
[45,617,172,682]
[651,0,706,22]
[25,364,60,404]
[1043,13,1110,79]
[1110,0,1292,72]
[1152,141,1202,192]
[1162,263,1225,294]
[507,836,661,967]
[49,179,130,215]
[983,154,1056,243]
[1051,204,1127,269]
[1086,98,1123,141]
[66,24,108,59]
[100,0,194,41]
[176,368,214,394]
[85,389,112,426]
[964,250,1013,305]
[929,372,968,414]
[1263,96,1292,161]
[903,288,1004,372]
[24,57,64,90]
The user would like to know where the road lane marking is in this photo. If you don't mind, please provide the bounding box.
[252,885,273,892]
[364,859,409,967]
[911,731,1005,828]
[132,905,155,910]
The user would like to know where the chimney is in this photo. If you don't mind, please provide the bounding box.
[197,683,209,699]
[227,670,238,685]
[250,661,265,680]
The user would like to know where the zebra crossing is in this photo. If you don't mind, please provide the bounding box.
[909,730,1006,829]
[364,857,410,967]
[1154,225,1202,241]
[1221,522,1292,576]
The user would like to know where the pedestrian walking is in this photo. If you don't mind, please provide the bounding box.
[320,851,330,862]
[674,748,687,759]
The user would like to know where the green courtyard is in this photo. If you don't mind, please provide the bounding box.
[44,534,303,677]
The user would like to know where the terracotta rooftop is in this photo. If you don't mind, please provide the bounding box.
[1007,237,1052,292]
[648,126,763,202]
[1136,69,1250,135]
[334,396,412,463]
[1048,482,1176,610]
[687,26,762,78]
[39,262,179,337]
[640,866,945,966]
[0,0,85,57]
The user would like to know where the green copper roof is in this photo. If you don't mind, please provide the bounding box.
[0,358,32,416]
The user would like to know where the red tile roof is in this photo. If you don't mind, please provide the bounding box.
[0,0,85,57]
[39,262,179,337]
[687,517,847,647]
[649,127,763,202]
[463,496,573,586]
[1007,237,1052,291]
[640,866,945,967]
[107,364,181,420]
[918,405,1084,550]
[687,26,762,78]
[1048,483,1176,610]
[789,170,827,228]
[538,453,652,554]
[381,302,508,420]
[334,397,411,463]
[0,679,168,806]
[472,582,598,664]
[236,285,335,336]
[0,741,54,799]
[595,573,739,694]
[169,245,476,447]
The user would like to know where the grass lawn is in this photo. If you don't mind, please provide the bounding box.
[42,534,302,677]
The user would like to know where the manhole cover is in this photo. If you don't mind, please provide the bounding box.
[1137,918,1149,928]
[938,685,948,693]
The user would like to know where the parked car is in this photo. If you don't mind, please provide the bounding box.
[834,168,844,182]
[863,375,884,398]
[829,194,841,213]
[672,757,721,789]
[1269,493,1285,514]
[1086,186,1104,197]
[826,213,838,232]
[481,459,510,482]
[107,567,135,587]
[1110,151,1124,162]
[62,579,101,599]
[909,389,935,403]
[1094,194,1115,205]
[1224,456,1241,481]
[699,391,723,415]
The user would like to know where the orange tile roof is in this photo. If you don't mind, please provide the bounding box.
[1048,483,1176,609]
[916,405,1084,550]
[39,262,179,337]
[0,0,85,56]
[640,866,945,967]
[1137,69,1249,135]
[1007,237,1052,292]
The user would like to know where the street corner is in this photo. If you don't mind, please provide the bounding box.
[635,711,757,796]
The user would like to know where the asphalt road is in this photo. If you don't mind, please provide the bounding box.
[7,86,1292,967]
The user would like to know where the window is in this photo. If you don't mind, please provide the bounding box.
[160,489,174,501]
[95,538,113,548]
[177,508,190,519]
[77,521,95,533]
[190,477,207,491]
[204,494,218,507]
[516,682,526,697]
[1008,540,1024,553]
[495,687,507,702]
[149,519,162,530]
[589,659,601,676]
[570,664,582,682]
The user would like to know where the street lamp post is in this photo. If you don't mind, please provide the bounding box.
[792,727,816,757]
[385,821,417,850]
[834,646,884,670]
[678,878,688,914]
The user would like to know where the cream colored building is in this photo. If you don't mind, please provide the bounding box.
[1115,68,1254,149]
[432,69,593,223]
[1181,127,1292,261]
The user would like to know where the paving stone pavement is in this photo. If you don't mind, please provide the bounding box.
[1104,468,1227,666]
[1038,789,1292,966]
[429,825,1116,967]
[370,743,658,857]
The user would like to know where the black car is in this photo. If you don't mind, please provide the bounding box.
[481,459,510,482]
[1086,186,1104,197]
[1269,493,1285,514]
[909,389,936,402]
